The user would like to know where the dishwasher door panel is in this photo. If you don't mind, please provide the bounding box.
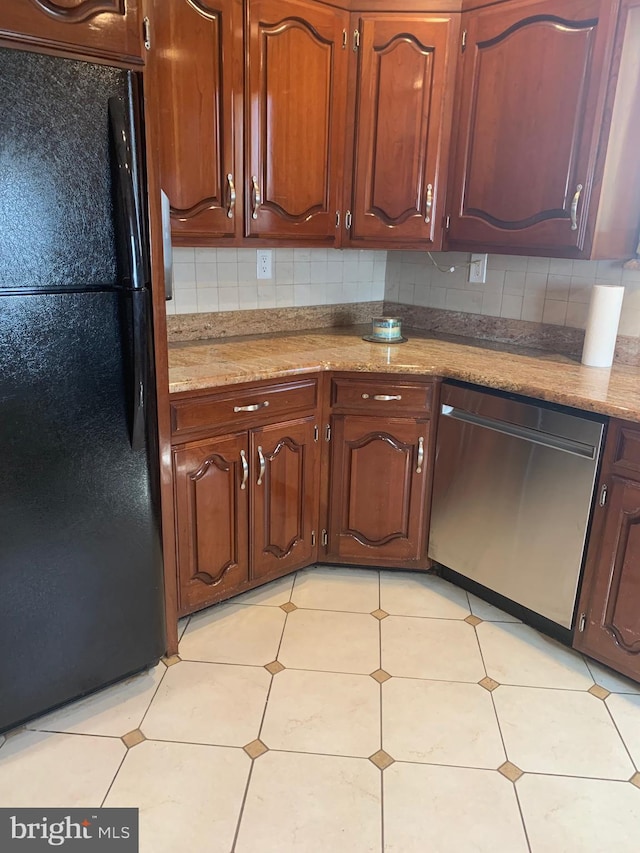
[428,385,604,629]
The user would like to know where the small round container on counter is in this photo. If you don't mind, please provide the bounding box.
[362,317,407,344]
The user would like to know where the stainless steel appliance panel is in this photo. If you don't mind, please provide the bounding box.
[428,384,605,628]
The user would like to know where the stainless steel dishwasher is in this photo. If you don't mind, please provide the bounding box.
[428,382,606,629]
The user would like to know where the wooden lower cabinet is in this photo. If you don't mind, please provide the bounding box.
[173,415,319,614]
[173,432,249,613]
[327,415,430,566]
[575,421,640,681]
[251,417,319,581]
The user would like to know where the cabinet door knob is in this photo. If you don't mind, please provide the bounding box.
[240,449,248,490]
[226,173,236,219]
[570,184,583,231]
[251,175,261,220]
[425,183,433,224]
[416,436,424,474]
[257,446,266,486]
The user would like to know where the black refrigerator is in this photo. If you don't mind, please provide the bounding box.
[0,48,166,733]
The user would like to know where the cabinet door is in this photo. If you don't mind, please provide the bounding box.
[447,0,618,253]
[173,433,249,614]
[246,0,348,242]
[153,0,241,243]
[250,417,319,580]
[328,416,430,565]
[348,15,456,247]
[0,0,142,62]
[575,476,640,682]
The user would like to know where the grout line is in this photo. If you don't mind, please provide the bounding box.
[230,758,256,853]
[602,698,638,774]
[583,656,640,696]
[474,623,532,853]
[177,615,191,641]
[138,663,170,731]
[512,780,533,853]
[378,572,385,853]
[515,767,637,783]
[473,622,533,850]
[379,758,385,853]
[100,748,129,808]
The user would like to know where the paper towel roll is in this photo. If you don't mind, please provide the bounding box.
[581,284,625,368]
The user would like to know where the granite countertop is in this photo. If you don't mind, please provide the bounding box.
[168,325,640,421]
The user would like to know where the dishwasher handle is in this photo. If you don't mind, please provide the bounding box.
[440,405,597,460]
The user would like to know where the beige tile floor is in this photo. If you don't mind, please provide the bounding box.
[1,566,640,852]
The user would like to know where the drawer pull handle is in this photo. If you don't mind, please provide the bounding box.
[425,183,433,224]
[233,401,270,413]
[361,394,402,402]
[251,175,261,220]
[226,173,236,219]
[240,449,248,490]
[416,436,424,474]
[570,183,583,231]
[257,445,266,486]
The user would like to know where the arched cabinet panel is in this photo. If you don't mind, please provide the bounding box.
[153,0,241,242]
[246,0,348,242]
[328,415,430,565]
[173,433,248,612]
[0,0,143,62]
[251,416,319,580]
[349,15,456,247]
[575,421,640,682]
[447,0,619,253]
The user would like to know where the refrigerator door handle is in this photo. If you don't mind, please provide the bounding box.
[129,288,148,451]
[109,95,145,291]
[109,91,150,450]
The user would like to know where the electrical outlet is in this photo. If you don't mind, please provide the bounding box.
[257,249,272,279]
[468,253,488,284]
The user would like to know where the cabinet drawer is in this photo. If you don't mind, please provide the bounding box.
[171,378,318,438]
[331,377,432,414]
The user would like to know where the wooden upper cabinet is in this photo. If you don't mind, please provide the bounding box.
[346,15,457,248]
[446,0,620,255]
[153,0,241,243]
[173,433,249,614]
[246,0,348,243]
[250,416,319,580]
[0,0,143,62]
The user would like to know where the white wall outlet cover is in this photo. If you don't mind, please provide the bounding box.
[468,253,488,284]
[257,249,273,279]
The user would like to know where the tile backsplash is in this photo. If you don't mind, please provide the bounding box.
[385,252,640,338]
[168,244,640,341]
[167,247,387,315]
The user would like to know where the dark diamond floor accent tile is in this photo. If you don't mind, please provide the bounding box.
[371,609,389,621]
[122,729,146,749]
[369,749,395,770]
[588,684,611,700]
[370,669,392,684]
[498,761,523,782]
[244,739,268,759]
